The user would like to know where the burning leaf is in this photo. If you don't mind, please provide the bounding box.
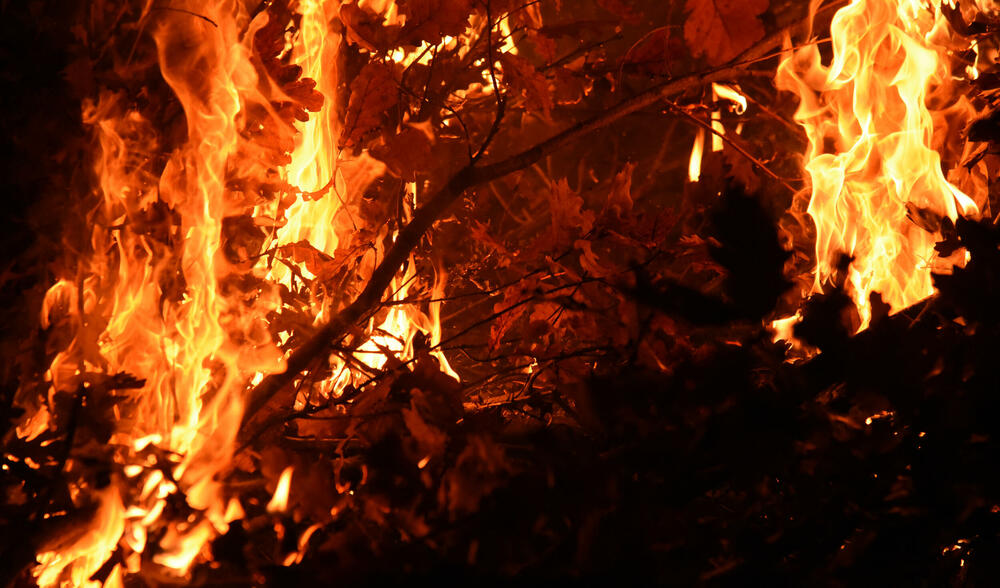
[683,0,768,66]
[340,62,399,149]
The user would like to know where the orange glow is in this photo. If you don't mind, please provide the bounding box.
[776,0,987,330]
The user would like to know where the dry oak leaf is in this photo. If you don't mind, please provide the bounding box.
[397,0,473,44]
[548,178,595,239]
[340,61,399,149]
[620,27,686,77]
[370,123,435,180]
[604,162,635,219]
[439,434,513,517]
[340,3,401,52]
[500,52,554,117]
[683,0,768,66]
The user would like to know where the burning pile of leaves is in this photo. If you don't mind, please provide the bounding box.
[5,0,1000,585]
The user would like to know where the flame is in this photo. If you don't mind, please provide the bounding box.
[713,83,748,115]
[687,83,748,182]
[777,0,987,330]
[266,465,294,513]
[22,0,454,584]
[688,129,706,182]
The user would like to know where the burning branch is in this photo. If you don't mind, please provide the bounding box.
[241,29,799,427]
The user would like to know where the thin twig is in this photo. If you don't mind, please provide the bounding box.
[473,1,506,162]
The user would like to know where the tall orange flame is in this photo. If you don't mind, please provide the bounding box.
[777,0,988,330]
[21,1,452,584]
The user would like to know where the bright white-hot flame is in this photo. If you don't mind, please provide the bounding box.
[34,486,124,588]
[710,83,747,152]
[689,129,706,182]
[712,83,748,115]
[688,84,749,179]
[776,0,987,331]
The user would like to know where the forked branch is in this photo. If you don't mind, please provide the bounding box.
[240,20,812,430]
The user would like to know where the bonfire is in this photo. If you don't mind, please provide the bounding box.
[3,0,1000,585]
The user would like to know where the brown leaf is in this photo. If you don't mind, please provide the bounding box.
[339,3,402,52]
[723,146,762,193]
[283,78,324,114]
[369,124,435,180]
[576,239,618,280]
[439,435,513,517]
[500,52,554,117]
[469,220,514,268]
[620,27,686,77]
[604,163,635,219]
[523,29,558,62]
[490,275,541,351]
[402,401,448,460]
[397,0,474,44]
[683,0,768,66]
[340,62,399,149]
[548,178,595,241]
[551,66,589,106]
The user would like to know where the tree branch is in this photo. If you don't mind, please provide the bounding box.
[239,26,799,431]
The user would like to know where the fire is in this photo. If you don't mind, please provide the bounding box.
[21,0,993,582]
[19,1,450,584]
[687,83,748,183]
[266,465,294,514]
[777,0,988,330]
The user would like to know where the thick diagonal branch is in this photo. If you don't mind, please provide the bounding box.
[240,36,800,429]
